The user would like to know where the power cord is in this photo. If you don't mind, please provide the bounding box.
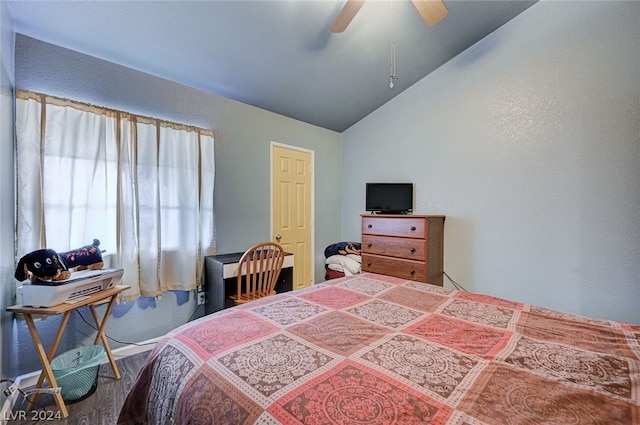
[73,301,203,346]
[73,309,157,347]
[1,378,19,397]
[443,271,468,292]
[187,303,204,323]
[1,378,59,408]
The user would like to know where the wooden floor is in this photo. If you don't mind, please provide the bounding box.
[7,350,150,425]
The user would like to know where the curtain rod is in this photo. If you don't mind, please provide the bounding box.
[16,89,214,137]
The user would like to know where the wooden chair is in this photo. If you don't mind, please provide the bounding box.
[229,242,285,305]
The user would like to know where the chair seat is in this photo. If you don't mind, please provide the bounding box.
[230,289,277,304]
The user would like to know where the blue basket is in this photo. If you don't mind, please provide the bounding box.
[50,345,106,402]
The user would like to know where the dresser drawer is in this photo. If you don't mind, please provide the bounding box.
[362,235,426,261]
[362,216,426,238]
[362,254,426,282]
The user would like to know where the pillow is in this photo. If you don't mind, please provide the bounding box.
[325,255,361,275]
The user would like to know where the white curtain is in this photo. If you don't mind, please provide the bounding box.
[15,91,216,300]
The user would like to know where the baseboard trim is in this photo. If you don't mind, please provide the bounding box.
[0,337,159,423]
[111,336,159,360]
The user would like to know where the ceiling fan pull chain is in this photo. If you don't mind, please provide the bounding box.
[390,0,398,89]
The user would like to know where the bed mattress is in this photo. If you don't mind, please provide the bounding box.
[118,272,640,424]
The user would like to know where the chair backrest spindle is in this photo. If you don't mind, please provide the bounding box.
[232,242,285,305]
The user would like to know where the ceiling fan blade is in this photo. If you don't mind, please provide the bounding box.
[330,0,366,33]
[411,0,448,27]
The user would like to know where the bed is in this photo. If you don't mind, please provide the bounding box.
[118,272,640,424]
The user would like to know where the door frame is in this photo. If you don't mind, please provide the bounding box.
[270,141,315,286]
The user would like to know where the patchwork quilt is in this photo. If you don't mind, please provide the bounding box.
[118,272,640,424]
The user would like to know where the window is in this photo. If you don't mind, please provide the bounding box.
[15,91,215,300]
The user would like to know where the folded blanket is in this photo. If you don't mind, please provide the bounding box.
[324,242,361,258]
[325,254,361,276]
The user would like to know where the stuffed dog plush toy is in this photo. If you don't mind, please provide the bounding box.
[58,239,104,272]
[15,239,104,283]
[14,249,71,282]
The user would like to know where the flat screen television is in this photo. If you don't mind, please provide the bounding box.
[365,183,413,214]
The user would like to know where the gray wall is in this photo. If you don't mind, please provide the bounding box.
[342,1,640,324]
[8,35,342,375]
[1,1,16,381]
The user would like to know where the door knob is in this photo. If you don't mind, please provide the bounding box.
[275,234,282,242]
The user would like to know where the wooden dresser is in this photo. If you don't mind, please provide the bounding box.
[361,214,445,285]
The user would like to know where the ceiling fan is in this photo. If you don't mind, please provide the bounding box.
[330,0,448,33]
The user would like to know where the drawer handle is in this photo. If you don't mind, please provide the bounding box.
[410,226,416,231]
[410,248,415,253]
[368,224,373,228]
[367,262,372,266]
[410,269,415,275]
[367,243,372,248]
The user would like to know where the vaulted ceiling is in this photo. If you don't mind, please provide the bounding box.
[7,0,537,132]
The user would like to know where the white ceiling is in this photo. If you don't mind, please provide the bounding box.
[6,0,537,132]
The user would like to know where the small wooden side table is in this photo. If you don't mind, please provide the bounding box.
[7,285,130,418]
